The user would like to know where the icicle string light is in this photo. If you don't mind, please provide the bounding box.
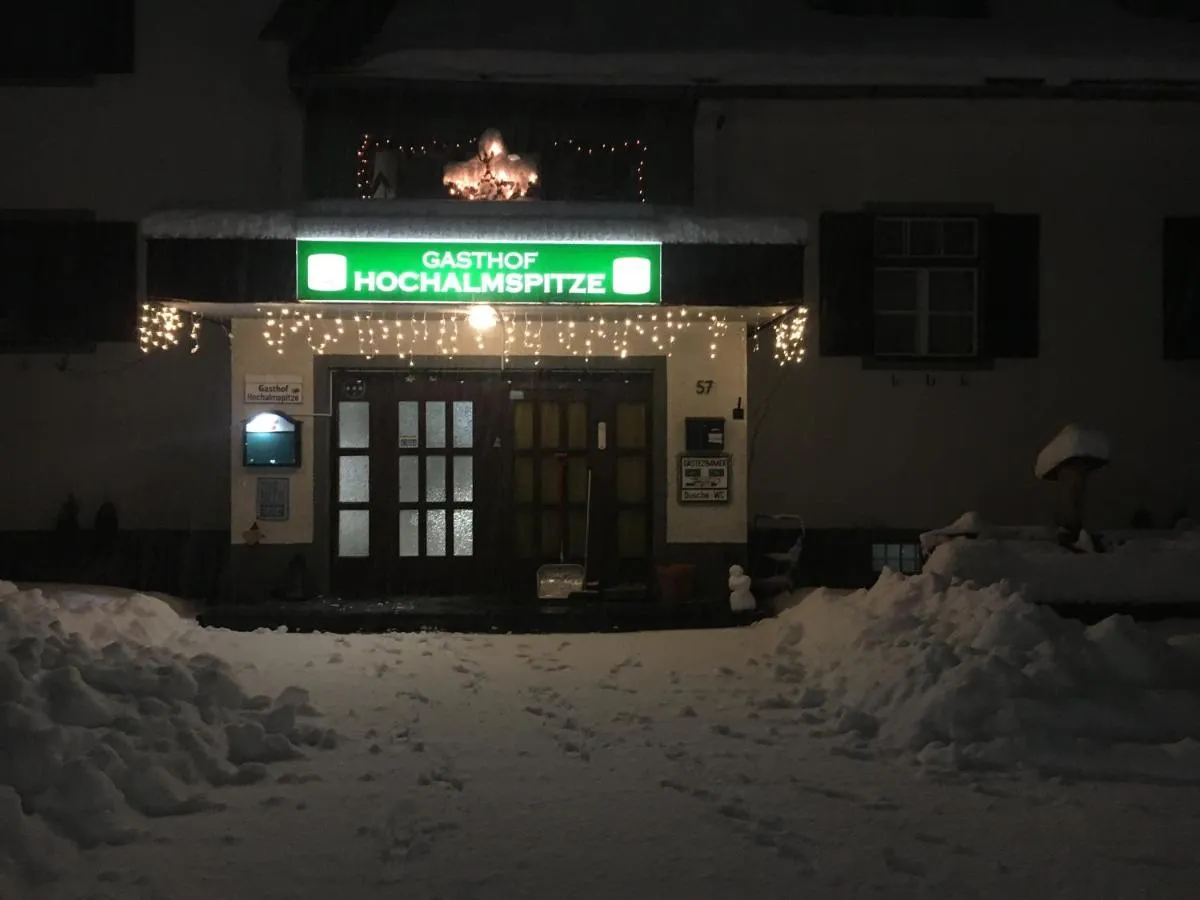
[357,133,649,203]
[137,302,808,364]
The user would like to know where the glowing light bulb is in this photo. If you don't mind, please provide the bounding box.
[467,304,498,332]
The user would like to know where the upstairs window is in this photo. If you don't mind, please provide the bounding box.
[0,0,135,80]
[0,218,137,350]
[873,217,980,358]
[819,210,1040,365]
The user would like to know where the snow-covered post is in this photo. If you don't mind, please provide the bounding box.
[1034,425,1111,547]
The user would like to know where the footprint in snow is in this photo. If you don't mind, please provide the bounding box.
[327,653,343,664]
[801,784,863,802]
[276,772,323,784]
[418,766,465,792]
[710,724,746,740]
[717,803,753,822]
[882,847,927,877]
[862,797,899,812]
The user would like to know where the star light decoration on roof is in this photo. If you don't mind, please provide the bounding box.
[443,129,538,201]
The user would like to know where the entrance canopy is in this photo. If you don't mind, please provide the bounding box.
[139,200,808,363]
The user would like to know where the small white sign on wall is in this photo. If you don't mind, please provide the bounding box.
[679,454,731,504]
[245,375,303,405]
[256,477,290,521]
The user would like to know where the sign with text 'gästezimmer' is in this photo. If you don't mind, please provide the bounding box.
[297,240,661,304]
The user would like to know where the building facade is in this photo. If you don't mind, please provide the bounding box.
[2,0,1198,598]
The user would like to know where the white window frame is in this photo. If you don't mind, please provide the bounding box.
[873,266,979,357]
[873,215,981,358]
[875,216,979,260]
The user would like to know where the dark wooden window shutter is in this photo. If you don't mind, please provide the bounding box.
[982,214,1040,358]
[91,222,138,341]
[818,211,874,357]
[1164,217,1200,360]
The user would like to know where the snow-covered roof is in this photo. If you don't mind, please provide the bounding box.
[141,201,808,245]
[356,0,1200,87]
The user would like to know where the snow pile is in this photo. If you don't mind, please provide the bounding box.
[924,532,1200,605]
[1034,423,1111,480]
[0,582,333,886]
[767,570,1200,782]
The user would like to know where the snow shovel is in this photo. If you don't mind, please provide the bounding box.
[536,453,585,600]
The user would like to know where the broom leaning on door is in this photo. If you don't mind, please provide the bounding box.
[536,453,589,600]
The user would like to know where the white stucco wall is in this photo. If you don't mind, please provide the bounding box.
[0,0,301,218]
[0,1,298,532]
[698,99,1200,531]
[229,313,749,548]
[0,342,230,530]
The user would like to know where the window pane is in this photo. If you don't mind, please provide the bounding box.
[515,511,535,557]
[617,457,646,503]
[617,510,647,558]
[874,268,919,312]
[426,456,446,502]
[874,218,905,256]
[908,219,939,256]
[338,510,369,557]
[514,457,534,503]
[568,511,587,558]
[540,509,561,558]
[398,456,418,503]
[338,402,369,449]
[567,458,588,503]
[513,402,534,450]
[928,314,976,356]
[452,401,473,448]
[540,457,562,505]
[426,402,446,449]
[539,402,560,448]
[453,509,473,557]
[399,510,419,557]
[398,401,419,448]
[874,313,920,355]
[871,544,887,572]
[427,509,447,557]
[567,402,588,449]
[339,456,370,503]
[942,220,978,257]
[929,269,976,313]
[453,455,473,502]
[616,402,647,449]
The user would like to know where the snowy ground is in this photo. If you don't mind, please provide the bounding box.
[5,577,1200,900]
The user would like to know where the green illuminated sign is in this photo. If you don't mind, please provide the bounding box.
[297,239,662,304]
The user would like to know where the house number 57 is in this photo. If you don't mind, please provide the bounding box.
[695,380,715,394]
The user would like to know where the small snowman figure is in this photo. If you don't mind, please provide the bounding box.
[728,565,756,612]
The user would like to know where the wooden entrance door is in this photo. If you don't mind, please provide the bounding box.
[507,372,654,594]
[331,371,506,597]
[330,369,654,599]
